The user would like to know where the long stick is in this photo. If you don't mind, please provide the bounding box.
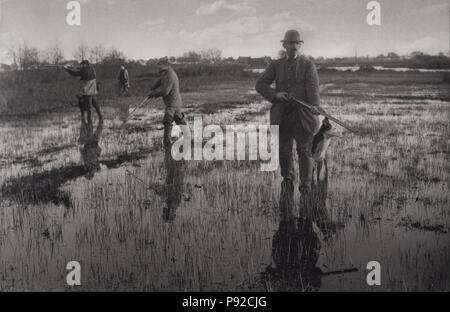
[320,267,358,276]
[121,97,150,125]
[290,97,358,133]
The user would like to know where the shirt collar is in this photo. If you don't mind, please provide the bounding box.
[285,54,298,61]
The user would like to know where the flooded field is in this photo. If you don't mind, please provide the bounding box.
[0,74,449,291]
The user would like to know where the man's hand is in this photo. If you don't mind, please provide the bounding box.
[274,92,290,103]
[312,106,326,116]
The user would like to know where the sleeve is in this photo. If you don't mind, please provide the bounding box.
[150,77,162,91]
[152,72,173,97]
[66,67,81,77]
[124,70,129,81]
[255,61,277,102]
[305,61,320,107]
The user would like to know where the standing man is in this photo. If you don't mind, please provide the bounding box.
[117,65,130,96]
[65,60,103,121]
[255,30,323,219]
[147,57,188,150]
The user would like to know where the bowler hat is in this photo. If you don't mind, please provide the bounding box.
[80,60,90,65]
[281,30,304,43]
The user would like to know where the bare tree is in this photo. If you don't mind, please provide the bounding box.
[10,43,40,70]
[200,48,222,63]
[74,41,89,61]
[101,46,126,64]
[45,43,65,65]
[387,52,399,59]
[7,44,19,70]
[179,51,201,63]
[89,44,106,64]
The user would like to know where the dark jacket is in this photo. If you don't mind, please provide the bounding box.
[151,67,182,115]
[67,65,98,96]
[118,68,129,84]
[255,55,321,135]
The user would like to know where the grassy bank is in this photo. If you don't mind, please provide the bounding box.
[1,64,449,116]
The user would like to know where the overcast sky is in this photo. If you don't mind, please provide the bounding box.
[0,0,448,63]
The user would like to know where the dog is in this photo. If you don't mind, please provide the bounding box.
[311,117,340,184]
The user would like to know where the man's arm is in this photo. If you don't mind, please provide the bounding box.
[149,77,162,93]
[305,61,320,108]
[149,72,173,97]
[255,61,277,102]
[65,66,81,77]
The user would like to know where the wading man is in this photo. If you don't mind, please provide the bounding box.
[147,57,188,150]
[117,65,130,96]
[255,29,322,219]
[65,60,103,121]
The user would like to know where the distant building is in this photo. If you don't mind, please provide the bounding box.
[249,56,271,67]
[237,57,252,65]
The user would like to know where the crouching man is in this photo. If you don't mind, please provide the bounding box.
[147,57,188,150]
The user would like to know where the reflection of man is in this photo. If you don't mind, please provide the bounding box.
[117,65,130,96]
[162,148,185,222]
[255,30,323,219]
[147,57,188,150]
[79,119,103,179]
[65,60,103,121]
[264,214,322,291]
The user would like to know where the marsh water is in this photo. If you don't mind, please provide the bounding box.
[0,79,449,291]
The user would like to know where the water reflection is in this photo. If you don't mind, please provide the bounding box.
[162,147,186,222]
[78,118,103,179]
[263,157,351,291]
[264,160,331,291]
[265,215,322,291]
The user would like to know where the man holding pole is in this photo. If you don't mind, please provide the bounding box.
[147,57,188,150]
[255,29,323,219]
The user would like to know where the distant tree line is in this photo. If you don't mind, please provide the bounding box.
[314,51,449,69]
[2,41,449,73]
[3,42,127,71]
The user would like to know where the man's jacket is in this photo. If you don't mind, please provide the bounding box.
[118,69,129,84]
[255,55,321,135]
[151,67,182,116]
[67,66,98,96]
